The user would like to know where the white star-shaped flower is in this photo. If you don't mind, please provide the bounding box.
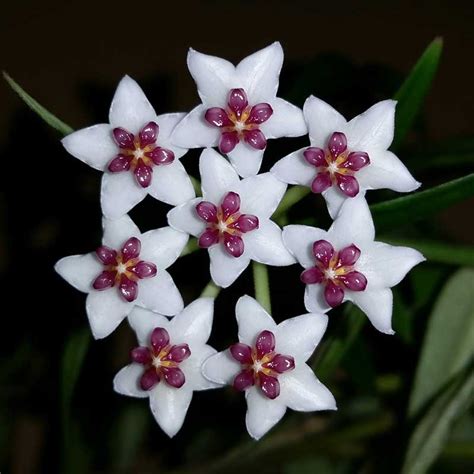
[171,42,307,177]
[114,298,218,438]
[62,75,195,219]
[282,195,425,334]
[167,148,295,288]
[272,96,420,217]
[202,296,336,440]
[55,215,187,339]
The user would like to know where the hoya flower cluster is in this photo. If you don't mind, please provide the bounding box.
[55,42,424,439]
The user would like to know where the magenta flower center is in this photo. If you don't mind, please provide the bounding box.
[131,327,191,390]
[204,88,273,154]
[229,330,295,400]
[304,132,370,198]
[92,237,157,303]
[300,239,367,308]
[108,121,175,188]
[195,191,259,258]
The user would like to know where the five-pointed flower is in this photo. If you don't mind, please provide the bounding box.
[282,195,425,334]
[171,42,306,177]
[62,75,195,219]
[55,215,187,339]
[271,96,420,217]
[167,148,295,288]
[114,298,218,437]
[202,296,336,440]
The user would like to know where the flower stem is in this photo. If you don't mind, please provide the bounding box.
[252,262,271,314]
[200,280,221,298]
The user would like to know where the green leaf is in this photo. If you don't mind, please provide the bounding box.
[371,173,474,231]
[402,365,474,474]
[382,237,474,266]
[252,261,272,314]
[61,327,91,457]
[393,37,443,149]
[274,186,311,221]
[408,268,474,418]
[3,72,74,136]
[200,280,221,298]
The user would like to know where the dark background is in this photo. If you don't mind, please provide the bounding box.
[1,1,473,473]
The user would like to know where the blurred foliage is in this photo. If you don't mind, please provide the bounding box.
[1,37,474,474]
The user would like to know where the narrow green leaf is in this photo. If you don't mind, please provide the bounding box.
[3,72,74,136]
[393,37,443,149]
[274,186,311,220]
[402,366,474,474]
[371,173,474,230]
[180,238,199,257]
[382,237,474,266]
[408,268,474,417]
[253,261,272,314]
[200,280,221,298]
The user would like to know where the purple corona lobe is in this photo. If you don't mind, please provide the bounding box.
[302,240,367,308]
[131,327,191,391]
[304,131,370,198]
[108,121,174,188]
[229,330,295,399]
[205,88,272,154]
[196,192,259,258]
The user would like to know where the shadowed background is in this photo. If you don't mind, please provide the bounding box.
[0,1,473,473]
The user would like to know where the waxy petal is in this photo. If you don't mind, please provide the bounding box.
[246,103,273,124]
[95,246,118,265]
[219,131,239,154]
[223,232,244,258]
[336,173,359,197]
[139,121,159,147]
[119,275,138,302]
[282,225,329,269]
[255,330,276,358]
[350,288,394,334]
[221,191,241,219]
[121,237,141,263]
[300,267,324,285]
[198,229,219,248]
[259,98,306,139]
[265,354,295,373]
[202,350,241,385]
[108,154,132,172]
[259,373,280,399]
[162,367,186,388]
[147,147,174,165]
[324,281,345,308]
[234,369,255,391]
[227,144,264,178]
[102,214,141,251]
[270,149,314,187]
[209,241,250,288]
[130,346,151,364]
[113,363,148,398]
[134,160,153,188]
[311,172,332,194]
[328,132,347,158]
[196,201,218,223]
[243,129,267,150]
[130,261,157,279]
[55,253,104,293]
[312,240,334,268]
[343,151,370,171]
[228,88,248,115]
[204,107,233,127]
[165,344,191,363]
[236,296,277,346]
[229,214,259,233]
[140,367,160,390]
[112,127,135,149]
[92,270,116,290]
[150,327,170,353]
[230,343,253,364]
[338,244,361,267]
[304,147,326,167]
[339,271,367,291]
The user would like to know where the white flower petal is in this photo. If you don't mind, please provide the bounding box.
[139,227,188,270]
[149,383,193,438]
[113,363,149,398]
[171,105,220,149]
[245,387,286,440]
[147,161,195,206]
[209,245,250,288]
[322,185,353,219]
[187,48,236,105]
[168,298,214,345]
[61,124,116,171]
[328,194,375,248]
[167,198,206,237]
[180,345,219,391]
[236,295,276,345]
[280,364,336,412]
[227,142,264,178]
[200,148,240,203]
[274,314,328,362]
[345,100,396,150]
[154,112,188,157]
[102,214,141,249]
[304,96,347,147]
[304,284,331,314]
[54,253,101,293]
[357,150,420,192]
[127,306,170,346]
[101,172,147,220]
[282,225,328,268]
[109,75,156,134]
[270,149,314,187]
[260,98,306,139]
[86,289,132,339]
[244,219,295,266]
[202,349,241,385]
[237,172,287,219]
[349,288,394,334]
[236,42,283,103]
[136,270,183,316]
[357,242,425,289]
